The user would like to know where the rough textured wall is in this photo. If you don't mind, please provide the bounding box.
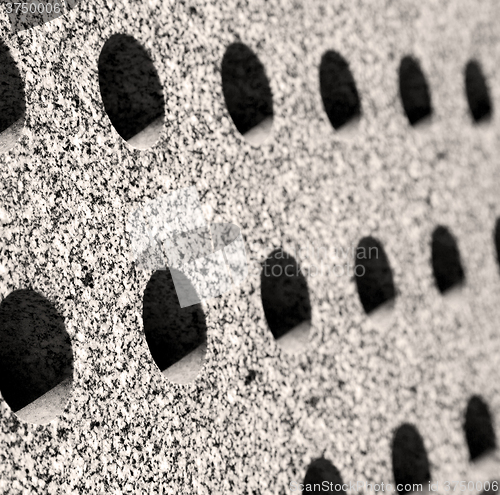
[0,0,500,493]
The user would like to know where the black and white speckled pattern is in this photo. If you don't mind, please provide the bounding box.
[1,0,500,492]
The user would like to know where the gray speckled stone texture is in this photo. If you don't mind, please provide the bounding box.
[1,0,500,493]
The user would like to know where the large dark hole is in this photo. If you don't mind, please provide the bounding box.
[0,39,26,153]
[465,60,492,123]
[431,226,465,294]
[221,42,274,146]
[260,249,312,342]
[464,395,496,461]
[143,268,207,381]
[392,424,431,494]
[354,237,396,314]
[303,458,345,494]
[0,289,73,414]
[399,56,433,126]
[98,34,165,149]
[319,50,361,131]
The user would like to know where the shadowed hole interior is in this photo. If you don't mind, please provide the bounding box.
[354,236,396,314]
[494,218,500,269]
[319,50,361,130]
[98,34,164,149]
[464,395,496,461]
[0,289,73,416]
[260,248,311,341]
[392,423,431,494]
[0,39,26,153]
[221,42,274,146]
[465,60,492,123]
[303,458,345,494]
[431,226,465,294]
[143,268,207,377]
[399,56,432,126]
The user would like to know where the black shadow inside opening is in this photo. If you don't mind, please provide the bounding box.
[143,268,207,372]
[0,289,73,412]
[494,218,500,270]
[354,237,396,314]
[0,39,25,152]
[399,56,433,126]
[319,50,361,131]
[303,458,346,494]
[464,395,496,461]
[465,60,492,123]
[221,42,274,141]
[431,226,465,294]
[392,423,431,494]
[98,34,165,144]
[260,249,311,340]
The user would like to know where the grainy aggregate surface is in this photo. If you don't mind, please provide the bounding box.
[0,0,500,493]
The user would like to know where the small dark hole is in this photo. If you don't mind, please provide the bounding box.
[0,39,26,152]
[464,395,496,461]
[392,424,431,494]
[494,218,500,269]
[319,50,361,130]
[303,458,345,495]
[0,289,73,412]
[399,56,433,126]
[260,249,311,340]
[431,226,465,294]
[354,237,396,314]
[221,42,274,145]
[244,370,256,386]
[465,60,492,123]
[98,34,165,147]
[143,268,207,372]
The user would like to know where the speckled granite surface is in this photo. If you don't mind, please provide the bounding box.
[0,0,500,493]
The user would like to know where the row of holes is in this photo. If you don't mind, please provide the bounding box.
[304,396,497,494]
[0,36,493,152]
[2,219,499,423]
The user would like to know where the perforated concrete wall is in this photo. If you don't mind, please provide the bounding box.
[1,0,500,493]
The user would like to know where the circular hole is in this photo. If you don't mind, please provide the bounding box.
[431,226,465,295]
[302,458,345,494]
[319,50,361,132]
[465,60,493,124]
[392,424,431,494]
[260,248,312,355]
[0,39,26,153]
[98,34,165,150]
[0,289,74,424]
[143,268,207,385]
[464,395,496,462]
[221,42,274,146]
[354,237,396,316]
[398,56,433,126]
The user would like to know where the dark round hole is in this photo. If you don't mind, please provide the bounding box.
[464,395,496,461]
[98,34,165,149]
[399,56,433,126]
[465,60,492,123]
[221,42,274,146]
[392,423,431,494]
[143,268,207,383]
[354,237,396,314]
[260,249,311,341]
[303,458,345,494]
[0,289,73,422]
[0,39,26,153]
[431,226,465,294]
[319,50,361,131]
